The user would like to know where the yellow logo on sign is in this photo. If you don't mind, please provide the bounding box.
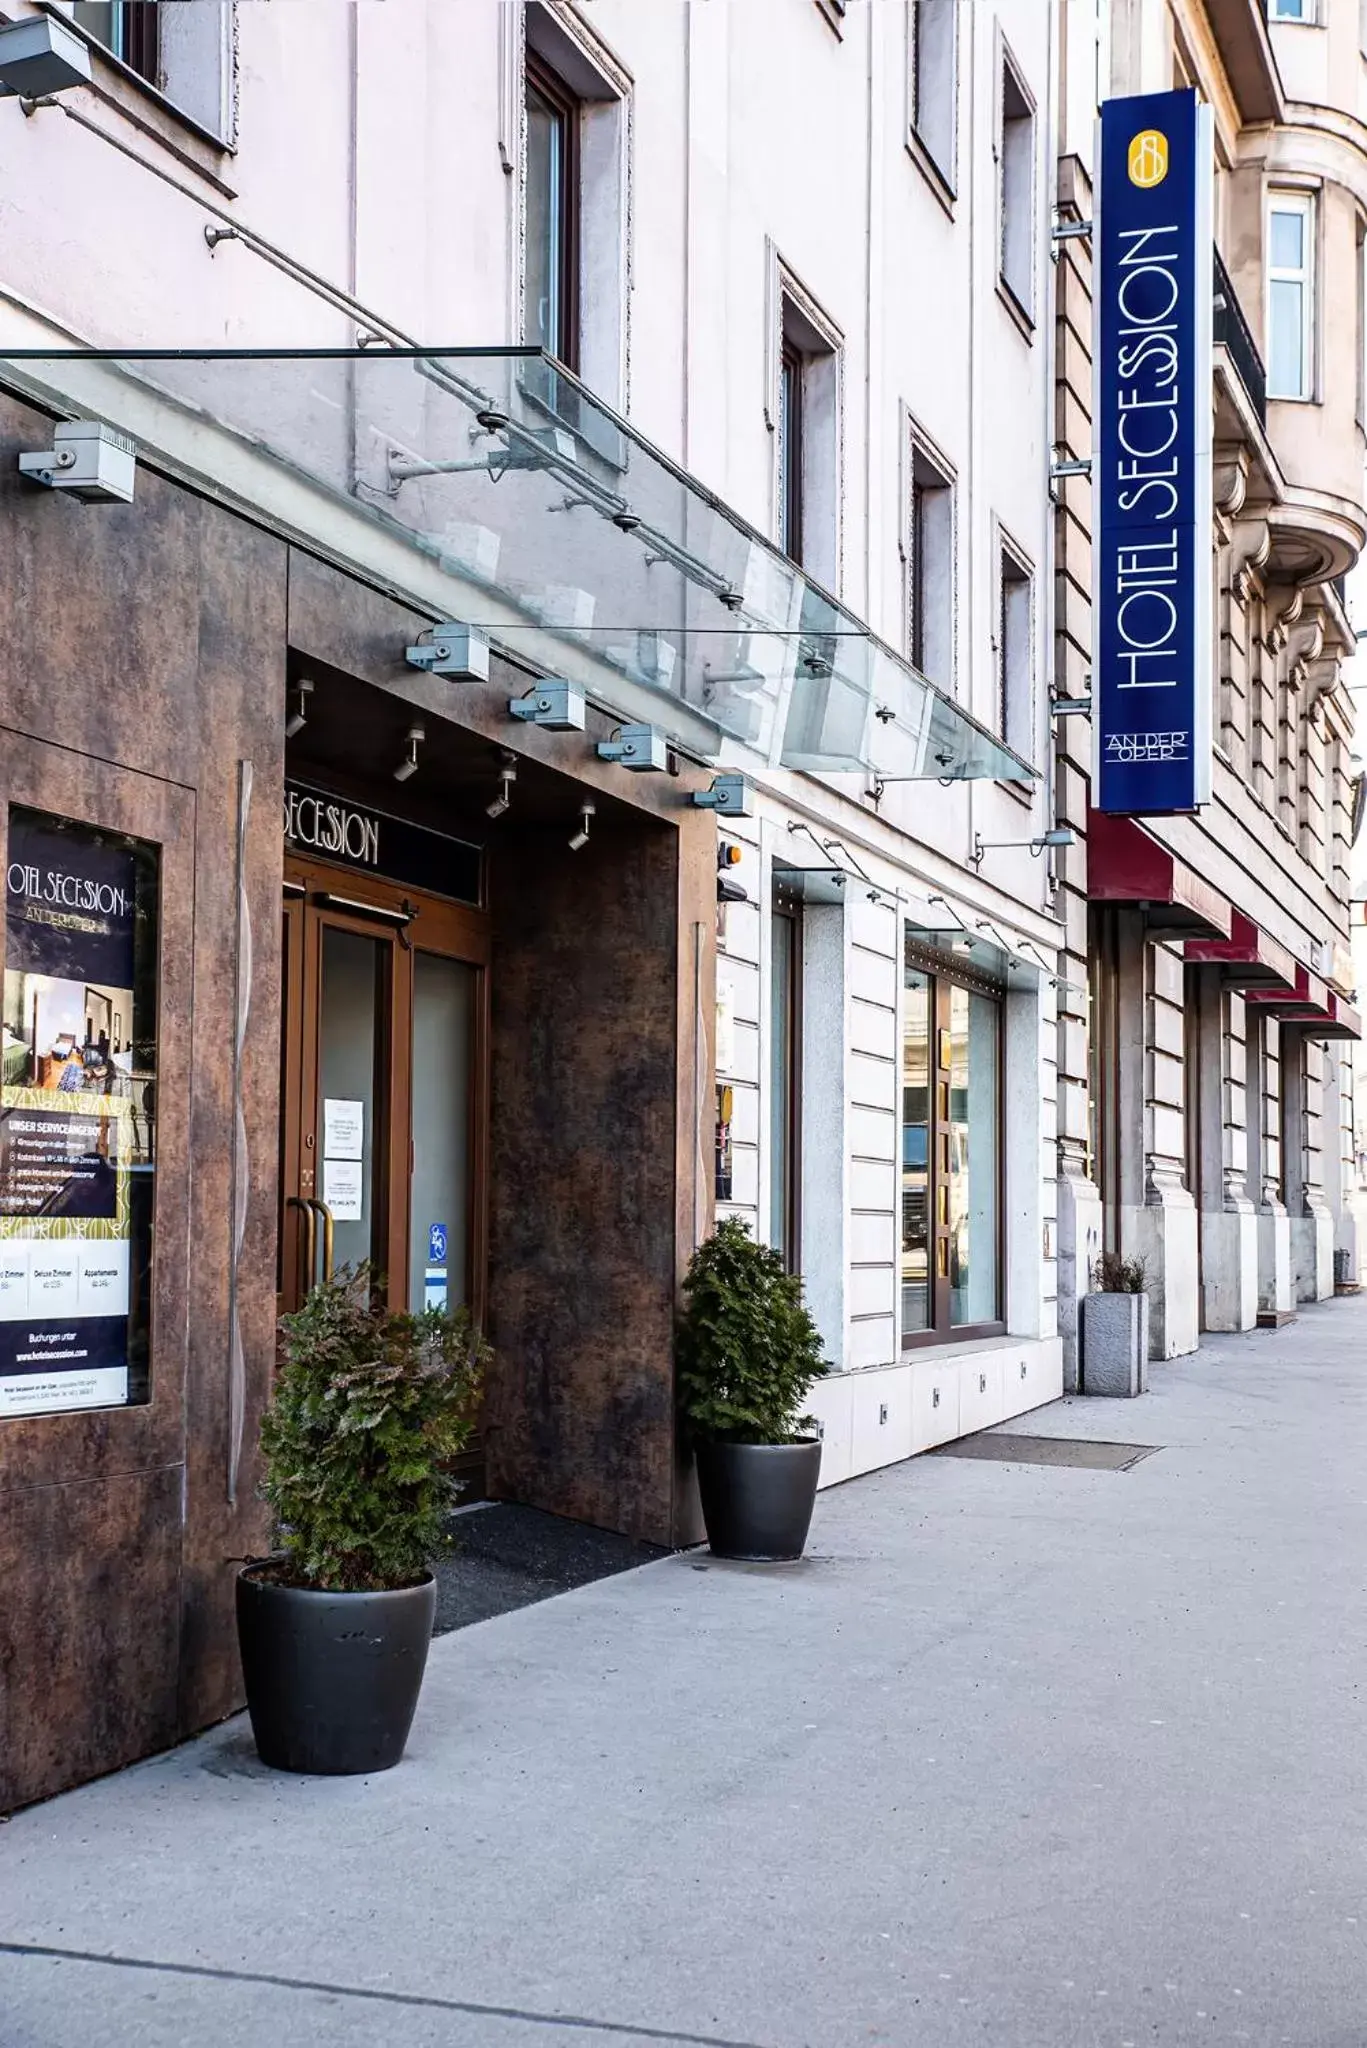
[1128,129,1169,188]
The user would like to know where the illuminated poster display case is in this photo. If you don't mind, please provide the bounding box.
[0,808,158,1418]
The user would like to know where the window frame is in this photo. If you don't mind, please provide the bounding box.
[1268,0,1315,21]
[903,419,956,692]
[778,336,806,569]
[997,38,1037,328]
[524,48,582,373]
[996,532,1034,752]
[771,273,843,589]
[1266,188,1316,404]
[907,0,958,201]
[900,934,1007,1350]
[71,1,159,86]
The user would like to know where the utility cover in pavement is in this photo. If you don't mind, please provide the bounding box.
[931,1433,1160,1471]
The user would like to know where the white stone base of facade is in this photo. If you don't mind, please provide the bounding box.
[1293,1201,1334,1304]
[1127,1191,1199,1359]
[1057,1169,1104,1395]
[1201,1201,1258,1332]
[807,1336,1066,1489]
[1256,1199,1294,1322]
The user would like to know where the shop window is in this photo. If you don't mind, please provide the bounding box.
[769,888,802,1270]
[998,42,1036,322]
[72,1,159,84]
[1267,191,1315,402]
[525,50,581,369]
[909,0,957,192]
[905,423,955,689]
[901,931,1004,1345]
[0,808,159,1419]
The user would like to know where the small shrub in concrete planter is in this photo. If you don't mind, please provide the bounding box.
[237,1267,487,1775]
[1081,1252,1150,1398]
[677,1218,828,1561]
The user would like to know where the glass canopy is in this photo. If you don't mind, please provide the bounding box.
[0,346,1033,783]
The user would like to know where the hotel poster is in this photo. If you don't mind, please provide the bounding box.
[0,813,145,1418]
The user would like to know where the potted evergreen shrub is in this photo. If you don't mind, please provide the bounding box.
[1080,1250,1150,1397]
[677,1217,828,1561]
[236,1267,487,1775]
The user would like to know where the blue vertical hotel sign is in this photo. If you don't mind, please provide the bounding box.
[1095,88,1213,814]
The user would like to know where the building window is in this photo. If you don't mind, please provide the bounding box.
[0,808,159,1419]
[525,51,581,369]
[996,536,1033,748]
[1267,191,1315,401]
[905,426,955,687]
[775,286,842,589]
[768,888,802,1270]
[1268,0,1313,19]
[778,339,805,567]
[901,932,1004,1345]
[909,0,957,191]
[72,2,159,84]
[998,45,1036,320]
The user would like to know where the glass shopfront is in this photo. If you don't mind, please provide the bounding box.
[901,929,1005,1345]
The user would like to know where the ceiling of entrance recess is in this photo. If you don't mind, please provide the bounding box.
[0,346,1033,787]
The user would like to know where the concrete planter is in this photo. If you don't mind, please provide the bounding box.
[1080,1292,1150,1397]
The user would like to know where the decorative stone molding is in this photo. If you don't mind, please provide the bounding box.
[1213,443,1250,519]
[1265,584,1305,655]
[1230,516,1272,605]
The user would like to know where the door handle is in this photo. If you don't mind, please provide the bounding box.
[313,1201,336,1283]
[289,1196,316,1292]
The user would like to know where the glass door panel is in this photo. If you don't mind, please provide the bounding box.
[317,925,388,1280]
[948,986,1000,1327]
[408,952,474,1313]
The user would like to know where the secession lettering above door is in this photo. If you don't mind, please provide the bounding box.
[279,829,489,1325]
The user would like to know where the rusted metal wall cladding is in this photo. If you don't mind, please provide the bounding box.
[0,398,712,1810]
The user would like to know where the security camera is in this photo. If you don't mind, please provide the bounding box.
[19,422,136,505]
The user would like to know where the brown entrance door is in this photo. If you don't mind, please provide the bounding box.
[279,855,489,1320]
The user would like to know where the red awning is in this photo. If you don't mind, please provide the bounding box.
[1184,910,1300,991]
[1244,964,1330,1016]
[1248,983,1363,1041]
[1086,811,1233,940]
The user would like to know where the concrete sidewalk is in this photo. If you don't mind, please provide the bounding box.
[4,1300,1367,2048]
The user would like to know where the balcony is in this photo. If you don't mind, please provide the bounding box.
[1213,245,1266,428]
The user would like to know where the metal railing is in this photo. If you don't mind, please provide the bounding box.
[1213,244,1267,427]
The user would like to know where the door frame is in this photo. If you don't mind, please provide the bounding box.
[279,853,491,1324]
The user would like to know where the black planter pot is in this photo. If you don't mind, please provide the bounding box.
[236,1566,436,1775]
[695,1439,823,1561]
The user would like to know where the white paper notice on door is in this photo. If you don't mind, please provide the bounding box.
[323,1098,364,1161]
[322,1157,364,1222]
